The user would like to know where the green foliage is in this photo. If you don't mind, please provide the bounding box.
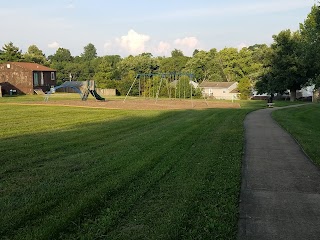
[117,55,159,79]
[81,43,97,61]
[185,50,215,82]
[23,45,47,65]
[159,55,189,73]
[300,5,320,86]
[175,76,193,99]
[238,77,251,100]
[0,42,22,62]
[256,30,308,101]
[171,48,184,57]
[49,47,73,62]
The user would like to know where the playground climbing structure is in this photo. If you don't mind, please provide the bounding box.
[45,80,105,101]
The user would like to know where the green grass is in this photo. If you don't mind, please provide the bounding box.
[272,104,320,167]
[272,100,308,107]
[1,95,283,239]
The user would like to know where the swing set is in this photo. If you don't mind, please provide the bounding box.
[123,73,202,106]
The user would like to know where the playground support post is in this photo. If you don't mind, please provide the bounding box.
[123,75,138,103]
[155,75,164,103]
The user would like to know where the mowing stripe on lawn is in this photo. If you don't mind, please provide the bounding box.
[0,104,254,239]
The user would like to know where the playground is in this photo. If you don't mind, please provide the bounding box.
[15,93,241,110]
[33,73,241,110]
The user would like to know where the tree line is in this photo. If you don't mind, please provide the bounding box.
[0,4,319,100]
[256,5,320,101]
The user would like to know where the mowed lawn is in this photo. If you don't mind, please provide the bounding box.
[273,104,320,167]
[0,102,258,239]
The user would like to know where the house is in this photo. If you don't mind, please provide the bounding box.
[0,62,56,95]
[199,81,239,100]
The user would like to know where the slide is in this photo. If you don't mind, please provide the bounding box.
[89,90,105,101]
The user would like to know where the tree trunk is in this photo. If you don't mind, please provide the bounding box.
[314,88,320,102]
[290,89,297,102]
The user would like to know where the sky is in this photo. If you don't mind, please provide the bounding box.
[0,0,317,57]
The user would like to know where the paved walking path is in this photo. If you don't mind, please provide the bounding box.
[238,106,320,240]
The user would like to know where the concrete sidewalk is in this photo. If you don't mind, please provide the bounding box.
[238,107,320,240]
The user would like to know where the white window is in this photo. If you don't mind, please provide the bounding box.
[40,72,44,85]
[51,72,55,80]
[33,73,39,86]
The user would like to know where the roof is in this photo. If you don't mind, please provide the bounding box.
[8,62,56,72]
[199,81,237,88]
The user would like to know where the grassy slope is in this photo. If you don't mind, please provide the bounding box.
[0,98,263,239]
[272,104,320,167]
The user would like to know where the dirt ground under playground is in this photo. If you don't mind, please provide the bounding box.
[29,98,241,110]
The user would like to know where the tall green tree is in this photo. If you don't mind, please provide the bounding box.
[300,4,320,87]
[217,48,242,82]
[185,50,224,82]
[94,55,122,87]
[117,54,159,79]
[49,48,73,62]
[0,42,22,62]
[81,43,97,61]
[257,30,307,101]
[237,77,251,100]
[171,49,184,58]
[23,45,47,64]
[49,48,73,83]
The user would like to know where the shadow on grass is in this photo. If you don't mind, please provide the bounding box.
[0,106,254,240]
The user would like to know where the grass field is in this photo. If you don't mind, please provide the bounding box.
[0,95,307,239]
[273,104,320,167]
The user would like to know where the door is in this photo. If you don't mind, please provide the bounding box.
[33,72,39,86]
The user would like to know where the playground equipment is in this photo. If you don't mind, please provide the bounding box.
[45,80,105,101]
[123,72,208,108]
[124,73,197,102]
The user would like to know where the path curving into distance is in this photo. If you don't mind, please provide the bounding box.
[238,106,320,240]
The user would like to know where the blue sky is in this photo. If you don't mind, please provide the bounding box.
[0,0,316,57]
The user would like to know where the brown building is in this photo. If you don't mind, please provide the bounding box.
[0,62,56,95]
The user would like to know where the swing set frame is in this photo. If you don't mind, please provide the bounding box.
[123,73,199,104]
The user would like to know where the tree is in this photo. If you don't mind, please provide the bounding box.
[257,30,308,101]
[81,43,97,61]
[0,42,22,62]
[300,4,320,87]
[175,76,193,99]
[94,55,122,87]
[192,49,200,56]
[23,45,47,64]
[171,49,184,58]
[217,48,242,82]
[49,48,73,62]
[185,50,208,81]
[49,48,73,83]
[238,77,251,100]
[117,54,159,79]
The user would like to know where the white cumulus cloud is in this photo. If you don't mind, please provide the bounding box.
[48,41,60,49]
[174,37,199,49]
[116,29,150,55]
[237,43,248,51]
[173,37,200,56]
[155,41,171,56]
